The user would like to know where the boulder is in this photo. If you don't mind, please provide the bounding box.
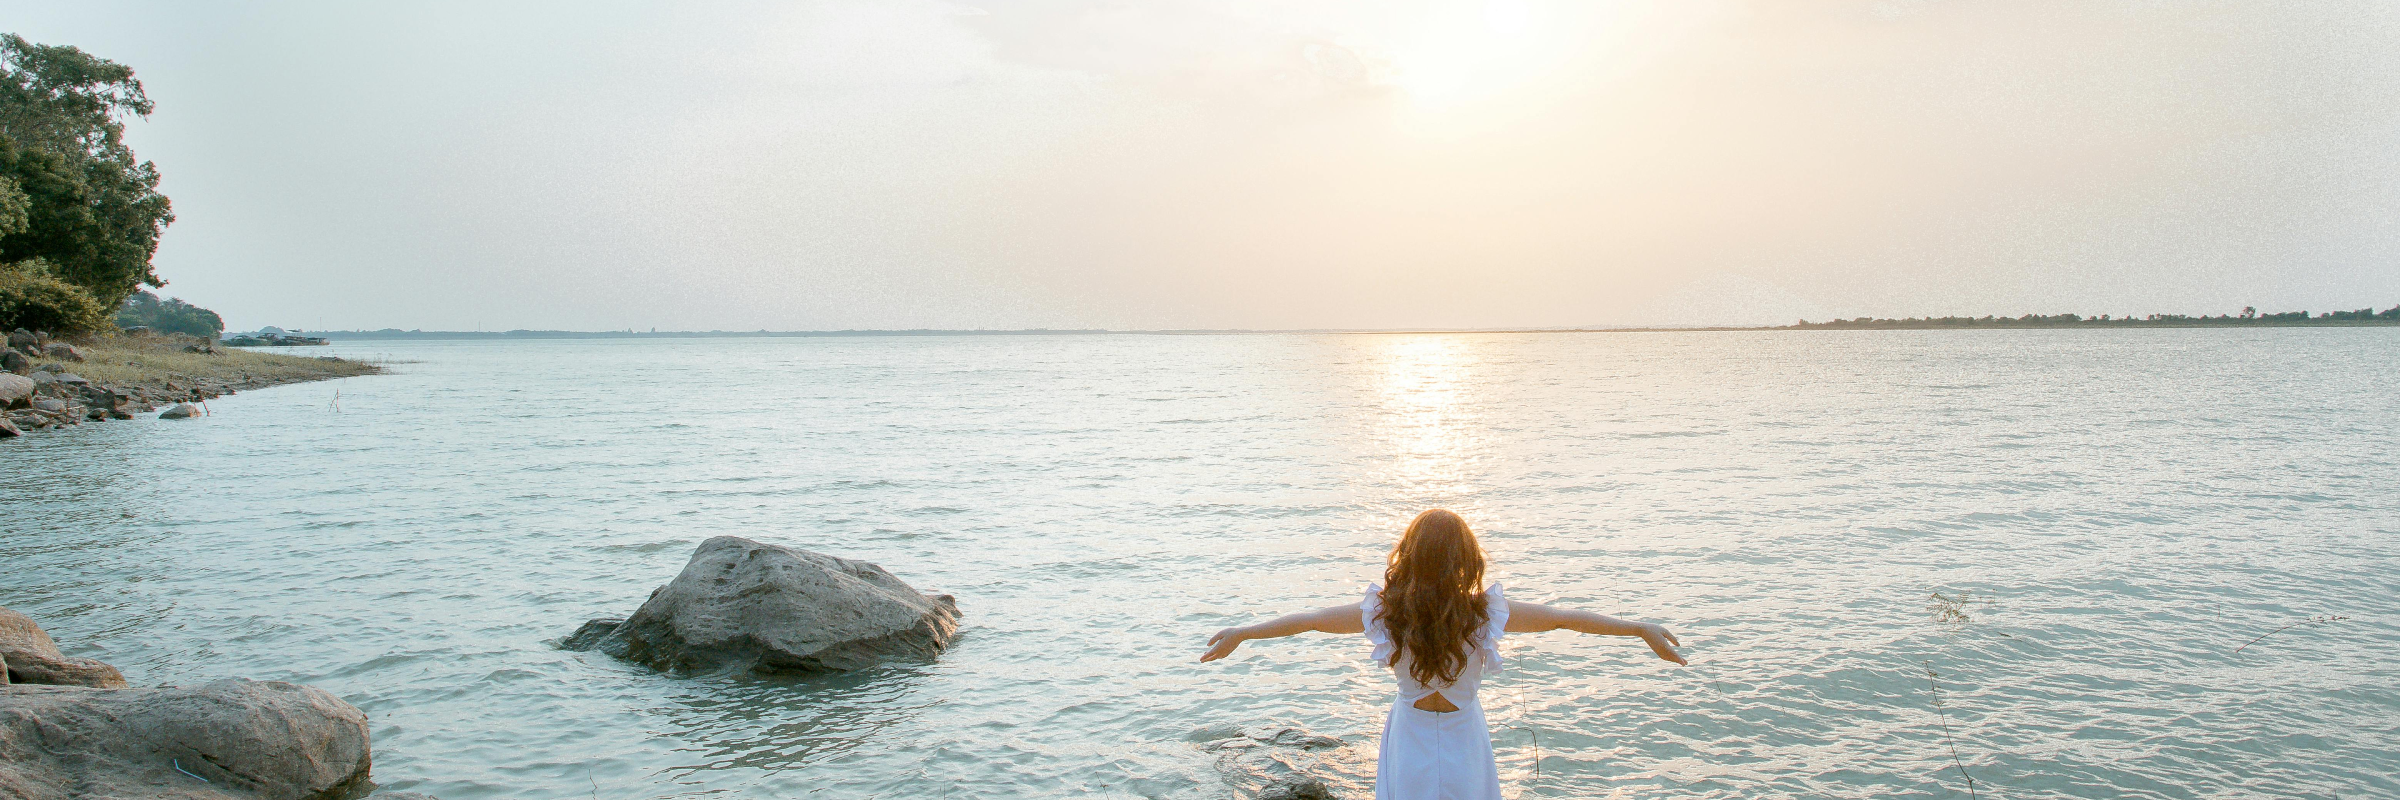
[42,342,84,362]
[53,372,88,385]
[162,403,203,419]
[0,606,129,689]
[0,373,30,407]
[6,329,31,350]
[565,536,959,674]
[0,417,17,437]
[27,371,52,386]
[1,349,26,375]
[0,679,371,800]
[30,397,66,415]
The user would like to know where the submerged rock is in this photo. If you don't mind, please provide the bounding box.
[0,606,128,688]
[1198,725,1353,800]
[161,403,203,419]
[565,536,959,674]
[0,678,371,800]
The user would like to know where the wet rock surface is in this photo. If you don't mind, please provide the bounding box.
[1193,724,1357,800]
[565,536,960,674]
[0,679,372,800]
[0,606,129,689]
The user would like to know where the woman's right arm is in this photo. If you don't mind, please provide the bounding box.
[1506,600,1688,665]
[1198,604,1365,663]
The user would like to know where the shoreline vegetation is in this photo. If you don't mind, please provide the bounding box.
[302,303,2400,339]
[1779,304,2400,330]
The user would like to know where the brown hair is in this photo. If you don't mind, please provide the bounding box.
[1374,509,1489,686]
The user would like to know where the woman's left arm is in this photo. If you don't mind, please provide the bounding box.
[1199,604,1366,662]
[1505,600,1687,665]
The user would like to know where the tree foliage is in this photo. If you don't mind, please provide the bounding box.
[115,288,222,337]
[0,257,110,332]
[0,33,173,328]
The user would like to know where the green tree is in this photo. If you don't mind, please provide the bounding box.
[0,34,173,314]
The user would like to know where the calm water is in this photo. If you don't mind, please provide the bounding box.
[4,331,2396,799]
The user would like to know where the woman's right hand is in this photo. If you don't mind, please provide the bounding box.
[1199,627,1247,663]
[1640,623,1687,665]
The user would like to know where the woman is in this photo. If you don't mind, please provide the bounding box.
[1198,509,1687,800]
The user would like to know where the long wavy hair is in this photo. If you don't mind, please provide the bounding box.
[1374,509,1489,686]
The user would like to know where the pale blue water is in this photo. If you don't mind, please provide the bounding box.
[4,330,2396,799]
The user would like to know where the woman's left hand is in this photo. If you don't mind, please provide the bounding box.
[1199,627,1248,663]
[1640,624,1687,665]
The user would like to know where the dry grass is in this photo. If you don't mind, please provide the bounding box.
[62,331,381,392]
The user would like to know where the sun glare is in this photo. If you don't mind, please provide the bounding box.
[1384,0,1547,107]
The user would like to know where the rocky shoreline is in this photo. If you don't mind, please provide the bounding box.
[0,328,381,437]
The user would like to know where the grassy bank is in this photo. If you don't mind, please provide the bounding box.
[68,332,381,394]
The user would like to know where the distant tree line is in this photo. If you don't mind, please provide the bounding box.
[114,289,222,337]
[0,33,211,335]
[1785,305,2400,330]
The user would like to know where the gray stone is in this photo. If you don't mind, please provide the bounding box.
[1,349,26,375]
[27,371,53,386]
[162,403,203,420]
[29,397,66,415]
[1201,725,1354,800]
[0,417,17,438]
[53,372,88,385]
[0,606,129,689]
[41,342,85,362]
[0,678,371,800]
[566,536,959,674]
[0,373,30,407]
[6,329,31,350]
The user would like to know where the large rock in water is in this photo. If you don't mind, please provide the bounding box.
[0,606,128,688]
[565,536,959,673]
[0,679,371,800]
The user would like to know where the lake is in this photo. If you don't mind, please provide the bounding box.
[4,330,2395,799]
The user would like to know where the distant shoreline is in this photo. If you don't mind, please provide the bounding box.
[305,314,2400,340]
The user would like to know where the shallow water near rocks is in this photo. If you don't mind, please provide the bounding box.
[4,330,2396,799]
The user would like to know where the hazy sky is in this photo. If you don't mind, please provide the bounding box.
[6,1,2397,330]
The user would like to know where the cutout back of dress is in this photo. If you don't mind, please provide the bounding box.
[1361,583,1509,710]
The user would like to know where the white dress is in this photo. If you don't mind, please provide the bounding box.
[1362,583,1510,800]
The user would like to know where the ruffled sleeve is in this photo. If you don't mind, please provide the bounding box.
[1479,583,1509,676]
[1361,584,1395,665]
